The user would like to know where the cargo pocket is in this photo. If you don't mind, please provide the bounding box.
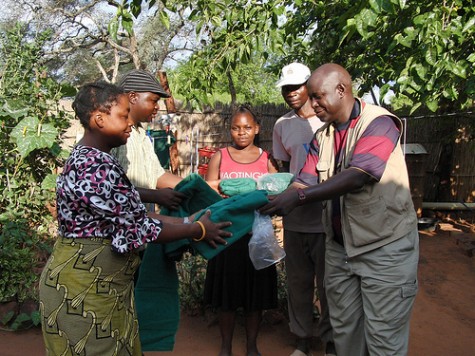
[401,282,418,298]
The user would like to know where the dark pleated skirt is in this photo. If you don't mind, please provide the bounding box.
[204,234,278,312]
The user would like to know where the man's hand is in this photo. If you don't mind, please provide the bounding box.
[259,188,300,216]
[154,188,186,210]
[137,186,186,210]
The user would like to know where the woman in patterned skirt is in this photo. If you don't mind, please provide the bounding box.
[39,82,232,356]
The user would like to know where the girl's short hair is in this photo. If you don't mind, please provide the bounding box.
[231,104,259,125]
[72,82,125,129]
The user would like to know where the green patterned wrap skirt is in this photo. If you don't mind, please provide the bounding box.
[39,237,142,356]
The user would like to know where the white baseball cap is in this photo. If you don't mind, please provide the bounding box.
[275,63,311,88]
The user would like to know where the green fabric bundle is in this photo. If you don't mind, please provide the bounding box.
[134,175,270,352]
[192,189,269,260]
[162,173,270,260]
[161,173,223,216]
[161,173,223,259]
[219,178,257,196]
[135,244,179,351]
[136,173,221,351]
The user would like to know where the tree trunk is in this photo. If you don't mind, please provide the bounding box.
[227,71,237,107]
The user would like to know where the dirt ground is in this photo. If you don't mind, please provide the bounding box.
[1,224,474,356]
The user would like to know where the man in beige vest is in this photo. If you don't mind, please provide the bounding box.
[273,63,335,356]
[261,63,419,356]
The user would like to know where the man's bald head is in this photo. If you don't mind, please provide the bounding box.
[307,63,355,125]
[313,63,352,87]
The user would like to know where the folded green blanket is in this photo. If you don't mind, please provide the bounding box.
[161,173,223,260]
[136,174,218,352]
[192,189,269,260]
[161,173,270,261]
[135,244,179,351]
[162,173,223,216]
[219,178,257,196]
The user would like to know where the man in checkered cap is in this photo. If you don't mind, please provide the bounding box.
[112,69,185,210]
[273,63,336,356]
[111,69,187,352]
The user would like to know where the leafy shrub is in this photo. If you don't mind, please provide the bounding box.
[0,222,50,303]
[0,221,50,329]
[176,252,208,314]
[0,23,70,329]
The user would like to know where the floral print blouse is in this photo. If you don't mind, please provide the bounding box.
[56,145,162,253]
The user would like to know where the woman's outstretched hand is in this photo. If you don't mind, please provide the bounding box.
[198,210,232,248]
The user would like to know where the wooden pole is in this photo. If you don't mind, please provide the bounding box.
[157,70,176,113]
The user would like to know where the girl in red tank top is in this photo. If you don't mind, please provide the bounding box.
[206,106,278,193]
[204,106,278,356]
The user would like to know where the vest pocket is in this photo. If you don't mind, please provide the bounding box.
[345,197,392,246]
[316,160,330,182]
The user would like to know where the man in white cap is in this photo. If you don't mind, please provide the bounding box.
[273,63,335,356]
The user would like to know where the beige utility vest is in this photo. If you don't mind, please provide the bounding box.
[315,100,417,257]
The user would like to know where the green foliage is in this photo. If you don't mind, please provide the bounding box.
[119,0,288,109]
[0,221,49,330]
[8,0,472,113]
[168,57,283,109]
[0,23,70,326]
[286,0,475,113]
[1,308,42,331]
[127,0,474,113]
[0,23,69,224]
[0,222,45,302]
[176,253,208,313]
[110,0,158,39]
[177,0,285,105]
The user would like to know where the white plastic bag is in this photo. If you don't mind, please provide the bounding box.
[249,211,286,270]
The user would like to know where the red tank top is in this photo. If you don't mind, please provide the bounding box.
[219,147,269,181]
